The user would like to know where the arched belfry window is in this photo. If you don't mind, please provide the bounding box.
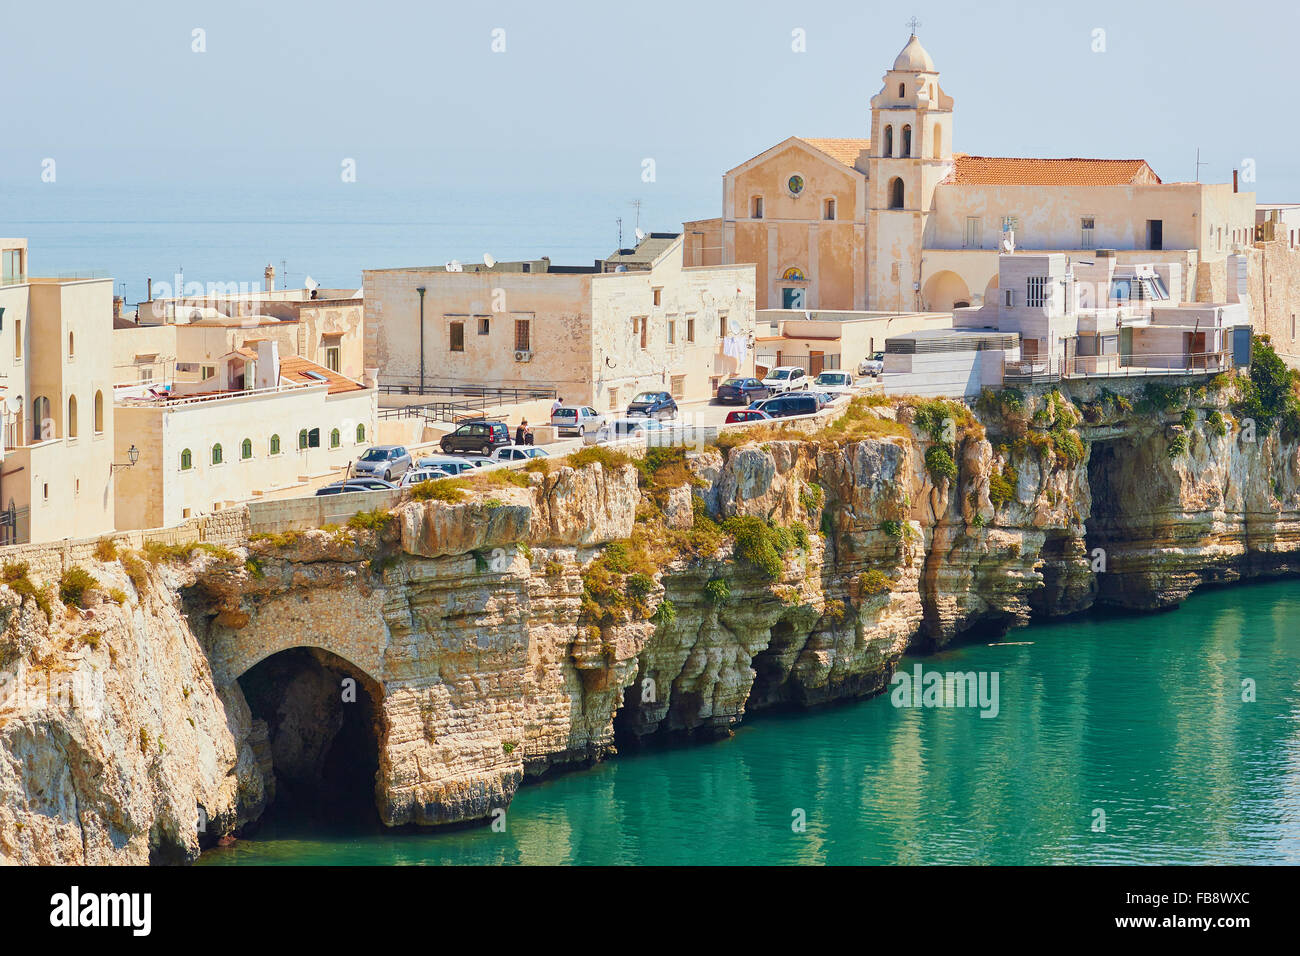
[889,177,905,209]
[883,126,894,158]
[898,82,905,97]
[901,125,912,158]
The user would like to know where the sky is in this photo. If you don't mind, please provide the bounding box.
[2,0,1298,290]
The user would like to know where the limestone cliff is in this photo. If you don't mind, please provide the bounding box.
[3,374,1299,863]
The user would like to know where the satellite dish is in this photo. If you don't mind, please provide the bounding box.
[5,395,21,414]
[303,275,319,291]
[483,253,497,268]
[634,228,646,243]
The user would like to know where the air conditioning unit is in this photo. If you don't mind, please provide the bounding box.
[514,350,533,363]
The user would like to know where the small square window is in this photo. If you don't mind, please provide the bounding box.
[478,317,490,335]
[652,288,662,307]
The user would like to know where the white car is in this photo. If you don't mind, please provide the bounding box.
[416,456,478,476]
[813,370,855,395]
[588,417,667,445]
[400,467,454,487]
[551,404,605,437]
[761,365,809,393]
[492,445,550,463]
[858,352,885,377]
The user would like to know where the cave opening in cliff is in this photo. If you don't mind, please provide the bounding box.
[237,647,383,832]
[746,619,801,710]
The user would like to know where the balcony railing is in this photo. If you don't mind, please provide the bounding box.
[1005,351,1232,385]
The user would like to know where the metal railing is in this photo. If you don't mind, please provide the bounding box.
[754,353,842,374]
[1005,350,1233,385]
[379,401,496,425]
[378,382,557,402]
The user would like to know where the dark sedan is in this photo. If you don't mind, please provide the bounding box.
[626,391,678,420]
[715,377,772,404]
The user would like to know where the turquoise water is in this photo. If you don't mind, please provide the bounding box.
[200,579,1300,865]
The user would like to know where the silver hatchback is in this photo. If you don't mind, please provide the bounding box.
[351,445,413,482]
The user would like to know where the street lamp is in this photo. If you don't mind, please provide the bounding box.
[111,444,139,472]
[416,286,427,394]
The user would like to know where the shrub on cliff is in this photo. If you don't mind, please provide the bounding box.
[58,566,98,609]
[704,577,730,605]
[143,541,236,564]
[1206,409,1227,437]
[988,463,1018,508]
[568,446,632,472]
[93,537,119,562]
[857,569,893,597]
[1167,430,1190,459]
[720,515,801,581]
[924,444,958,484]
[410,479,466,502]
[2,562,53,621]
[1235,334,1300,437]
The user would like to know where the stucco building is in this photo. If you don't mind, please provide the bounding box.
[112,341,377,530]
[364,235,756,409]
[0,238,117,545]
[685,33,1256,318]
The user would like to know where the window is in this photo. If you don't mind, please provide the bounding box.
[888,177,904,209]
[138,367,153,383]
[824,199,837,220]
[782,287,806,309]
[1026,276,1048,309]
[356,423,366,443]
[898,82,905,97]
[93,390,104,433]
[671,375,686,400]
[67,395,78,437]
[477,317,490,335]
[212,443,223,465]
[325,345,341,372]
[933,125,943,159]
[13,319,20,360]
[1081,217,1095,249]
[330,428,340,448]
[43,483,48,501]
[608,387,619,411]
[1001,216,1019,238]
[201,365,215,380]
[652,287,662,307]
[667,318,676,345]
[514,318,531,352]
[180,448,193,470]
[901,125,912,158]
[450,321,465,352]
[299,427,321,450]
[719,312,729,337]
[883,126,894,157]
[1147,219,1163,251]
[964,217,982,249]
[686,315,696,342]
[1004,289,1015,308]
[241,438,253,460]
[269,434,281,455]
[751,196,764,219]
[67,331,75,359]
[787,174,805,196]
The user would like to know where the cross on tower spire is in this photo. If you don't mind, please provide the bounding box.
[906,16,921,35]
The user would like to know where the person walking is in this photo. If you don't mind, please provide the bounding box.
[551,396,564,416]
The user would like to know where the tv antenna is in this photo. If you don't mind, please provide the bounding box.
[616,217,623,249]
[629,199,642,233]
[1194,148,1208,183]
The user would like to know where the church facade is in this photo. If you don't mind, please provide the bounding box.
[684,34,1257,315]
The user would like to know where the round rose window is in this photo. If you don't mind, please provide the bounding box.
[787,175,805,196]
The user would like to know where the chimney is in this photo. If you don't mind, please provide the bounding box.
[1233,169,1239,193]
[147,277,152,301]
[113,296,122,322]
[265,264,275,293]
[255,339,280,389]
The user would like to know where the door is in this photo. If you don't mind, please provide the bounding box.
[809,351,825,376]
[1147,219,1163,251]
[1120,327,1133,366]
[1189,331,1208,369]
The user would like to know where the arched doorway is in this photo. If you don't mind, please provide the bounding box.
[922,270,973,311]
[236,647,385,831]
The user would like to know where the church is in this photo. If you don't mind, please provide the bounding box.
[683,33,1257,316]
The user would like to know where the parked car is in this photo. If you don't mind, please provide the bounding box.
[439,420,512,455]
[399,468,453,488]
[590,417,666,444]
[858,352,885,377]
[417,455,480,476]
[715,377,773,405]
[724,409,774,424]
[492,445,550,463]
[551,405,605,437]
[751,392,821,418]
[761,366,809,393]
[316,479,396,496]
[813,370,855,395]
[351,445,413,482]
[340,477,400,491]
[626,390,678,420]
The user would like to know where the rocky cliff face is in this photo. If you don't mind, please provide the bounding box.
[3,376,1298,862]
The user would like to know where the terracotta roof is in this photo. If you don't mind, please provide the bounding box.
[233,347,258,360]
[945,154,1161,186]
[798,138,870,169]
[277,355,367,395]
